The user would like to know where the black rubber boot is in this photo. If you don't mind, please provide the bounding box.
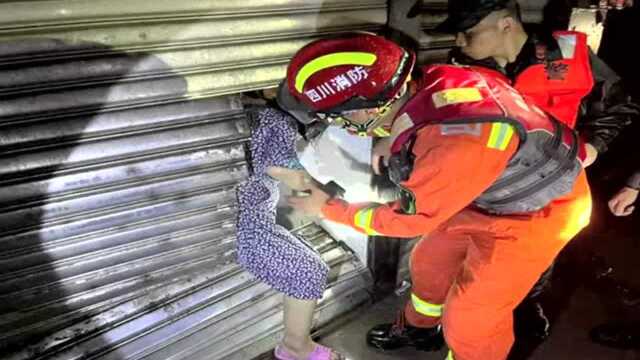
[366,312,444,351]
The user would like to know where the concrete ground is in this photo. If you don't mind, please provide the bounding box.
[319,287,639,360]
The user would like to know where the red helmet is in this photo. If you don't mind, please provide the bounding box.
[282,34,415,115]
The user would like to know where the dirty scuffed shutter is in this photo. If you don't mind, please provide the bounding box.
[0,1,384,359]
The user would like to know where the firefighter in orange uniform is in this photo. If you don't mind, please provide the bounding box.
[277,34,592,359]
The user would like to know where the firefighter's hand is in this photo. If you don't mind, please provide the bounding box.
[583,143,599,167]
[609,186,638,216]
[287,182,331,217]
[266,166,312,191]
[372,137,393,175]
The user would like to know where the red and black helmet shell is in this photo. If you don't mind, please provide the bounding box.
[286,34,415,113]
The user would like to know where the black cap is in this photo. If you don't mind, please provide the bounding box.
[435,0,514,34]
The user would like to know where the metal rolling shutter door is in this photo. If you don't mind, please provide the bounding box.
[0,1,385,359]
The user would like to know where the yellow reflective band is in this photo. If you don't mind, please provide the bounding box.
[411,293,443,317]
[487,122,515,151]
[446,350,455,360]
[432,87,483,108]
[353,206,382,236]
[372,127,391,137]
[295,52,377,92]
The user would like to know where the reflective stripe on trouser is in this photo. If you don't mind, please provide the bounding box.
[404,227,471,329]
[411,293,443,317]
[447,350,455,360]
[406,171,591,359]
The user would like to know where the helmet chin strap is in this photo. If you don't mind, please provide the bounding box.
[318,81,411,137]
[361,84,410,137]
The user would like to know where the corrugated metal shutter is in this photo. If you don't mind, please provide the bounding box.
[418,0,547,64]
[0,1,383,359]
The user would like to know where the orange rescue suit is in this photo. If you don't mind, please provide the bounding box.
[321,65,592,360]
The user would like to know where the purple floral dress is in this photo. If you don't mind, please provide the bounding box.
[236,107,329,300]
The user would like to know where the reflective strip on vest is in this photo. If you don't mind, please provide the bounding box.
[353,206,382,236]
[446,349,455,360]
[295,52,377,92]
[487,122,515,151]
[411,293,443,317]
[432,87,483,108]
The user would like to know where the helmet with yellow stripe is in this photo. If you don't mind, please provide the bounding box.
[278,34,415,137]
